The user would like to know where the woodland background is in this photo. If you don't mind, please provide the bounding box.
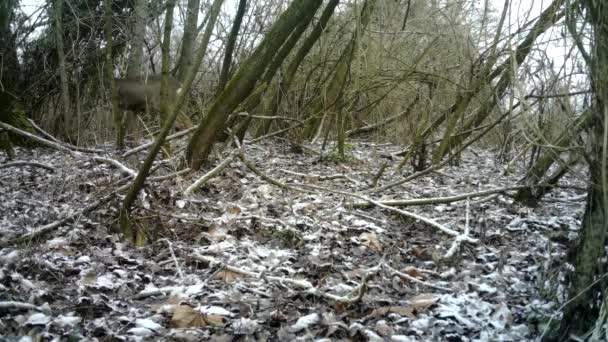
[0,0,607,340]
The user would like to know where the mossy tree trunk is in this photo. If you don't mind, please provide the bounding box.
[433,0,566,161]
[230,1,325,141]
[177,0,200,82]
[549,0,608,339]
[159,0,177,156]
[216,0,247,95]
[0,0,29,147]
[119,0,224,244]
[186,0,324,170]
[53,0,73,141]
[301,0,375,141]
[255,0,339,137]
[514,108,593,206]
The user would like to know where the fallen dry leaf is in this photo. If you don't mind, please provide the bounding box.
[402,266,424,279]
[371,306,415,319]
[408,293,439,311]
[212,270,242,282]
[360,232,383,252]
[170,305,206,328]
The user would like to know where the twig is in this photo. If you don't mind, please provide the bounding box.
[192,253,380,303]
[27,119,107,154]
[0,161,56,172]
[238,152,312,193]
[160,239,185,283]
[121,126,197,158]
[0,301,44,311]
[280,169,360,184]
[294,183,477,243]
[353,185,530,208]
[443,198,471,259]
[383,264,451,292]
[0,122,76,156]
[184,150,239,195]
[93,157,137,178]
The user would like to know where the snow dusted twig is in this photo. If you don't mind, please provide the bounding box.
[27,119,62,143]
[160,239,185,282]
[383,264,451,292]
[443,198,472,259]
[3,183,131,246]
[0,122,76,155]
[296,183,477,243]
[0,161,56,172]
[0,301,44,311]
[353,185,531,208]
[238,152,312,193]
[280,169,361,184]
[184,150,240,195]
[192,253,379,303]
[149,168,192,181]
[370,161,388,188]
[93,157,137,178]
[121,126,197,158]
[26,119,107,154]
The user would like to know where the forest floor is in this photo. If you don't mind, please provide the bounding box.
[0,138,586,341]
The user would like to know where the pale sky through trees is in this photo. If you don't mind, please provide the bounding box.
[18,0,581,90]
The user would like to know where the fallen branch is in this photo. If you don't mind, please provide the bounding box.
[353,185,530,208]
[27,119,107,154]
[93,157,137,178]
[0,122,76,156]
[121,126,198,158]
[0,301,45,311]
[295,183,477,243]
[280,169,360,184]
[383,264,451,292]
[0,161,56,172]
[192,253,380,303]
[184,150,240,195]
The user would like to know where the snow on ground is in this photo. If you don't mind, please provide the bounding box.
[0,140,585,340]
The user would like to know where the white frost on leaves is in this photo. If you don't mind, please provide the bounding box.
[46,237,68,248]
[365,329,385,342]
[25,312,50,326]
[75,255,91,264]
[53,314,81,328]
[128,327,154,336]
[200,305,234,317]
[391,335,417,342]
[233,317,259,335]
[289,313,320,332]
[135,318,163,331]
[96,274,118,289]
[0,249,20,264]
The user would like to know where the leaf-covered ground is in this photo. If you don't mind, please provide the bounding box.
[0,140,585,341]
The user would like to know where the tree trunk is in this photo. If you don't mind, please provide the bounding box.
[53,0,72,140]
[228,3,325,141]
[127,0,148,78]
[551,0,608,338]
[0,0,31,146]
[216,0,247,94]
[301,0,376,140]
[255,0,339,137]
[186,0,324,170]
[434,0,566,161]
[515,109,593,206]
[103,0,122,149]
[119,0,224,243]
[177,0,200,82]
